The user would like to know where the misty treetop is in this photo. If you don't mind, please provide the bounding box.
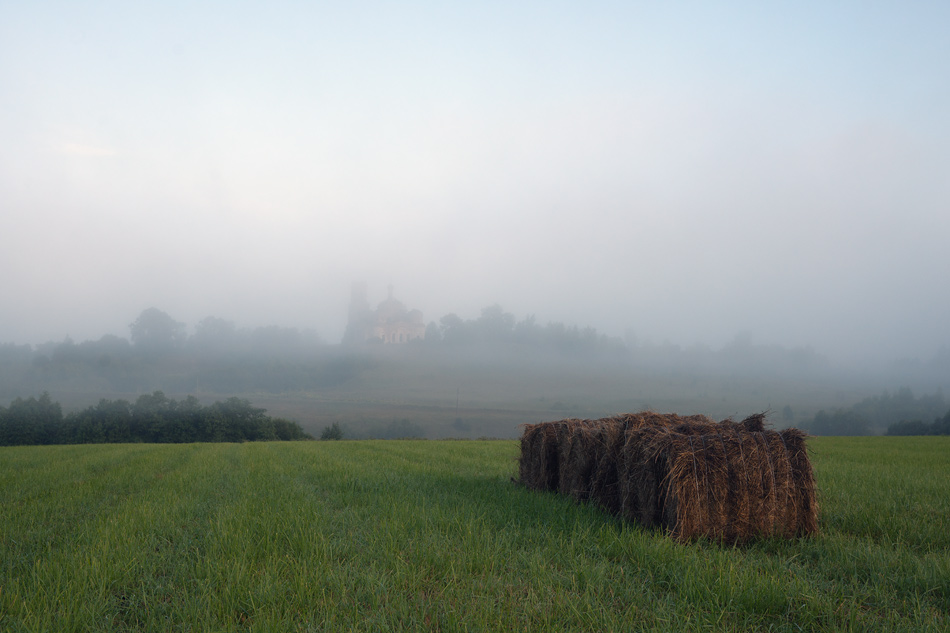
[0,391,312,446]
[130,307,188,353]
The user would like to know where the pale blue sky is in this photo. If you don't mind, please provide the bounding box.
[1,1,948,361]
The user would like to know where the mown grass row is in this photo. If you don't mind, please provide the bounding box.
[1,437,947,632]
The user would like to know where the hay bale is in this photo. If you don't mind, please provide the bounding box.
[517,423,539,488]
[622,424,818,542]
[517,411,818,543]
[740,413,766,432]
[780,427,819,535]
[587,418,629,514]
[521,411,714,510]
[618,426,667,529]
[589,413,684,508]
[518,422,562,492]
[557,418,606,501]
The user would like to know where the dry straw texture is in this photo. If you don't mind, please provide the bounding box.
[518,412,818,543]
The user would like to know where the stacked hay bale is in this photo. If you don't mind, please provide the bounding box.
[518,412,817,542]
[518,421,562,492]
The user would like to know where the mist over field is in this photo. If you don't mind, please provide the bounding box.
[2,2,949,368]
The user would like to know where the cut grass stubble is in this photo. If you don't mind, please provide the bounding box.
[0,438,948,632]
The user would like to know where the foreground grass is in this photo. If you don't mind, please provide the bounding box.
[1,438,947,632]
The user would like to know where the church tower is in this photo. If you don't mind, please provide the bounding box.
[342,282,426,345]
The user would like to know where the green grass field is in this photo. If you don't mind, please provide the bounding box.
[1,437,947,632]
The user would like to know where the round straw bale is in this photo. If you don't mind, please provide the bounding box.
[517,413,818,543]
[557,419,600,501]
[588,418,627,513]
[781,427,819,536]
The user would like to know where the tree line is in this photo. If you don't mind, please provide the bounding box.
[0,304,844,402]
[886,412,950,436]
[421,306,829,378]
[807,387,950,436]
[0,391,312,446]
[422,304,627,358]
[0,331,368,399]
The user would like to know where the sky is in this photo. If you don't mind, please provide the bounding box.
[1,1,948,362]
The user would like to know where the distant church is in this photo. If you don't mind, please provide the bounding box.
[343,283,426,345]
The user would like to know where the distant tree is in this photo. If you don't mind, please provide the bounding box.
[61,397,132,444]
[439,314,467,345]
[809,409,870,436]
[192,317,236,351]
[424,321,442,344]
[2,392,311,446]
[545,322,592,354]
[0,343,33,363]
[78,334,132,369]
[934,410,950,435]
[0,392,62,445]
[320,422,344,440]
[274,418,312,441]
[513,315,543,346]
[130,308,186,353]
[838,410,869,435]
[807,388,948,436]
[98,398,134,443]
[886,419,932,436]
[844,388,945,433]
[886,409,950,436]
[250,326,305,356]
[475,304,515,342]
[87,334,132,356]
[376,418,424,439]
[0,403,9,446]
[432,307,622,358]
[130,391,174,441]
[51,337,82,364]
